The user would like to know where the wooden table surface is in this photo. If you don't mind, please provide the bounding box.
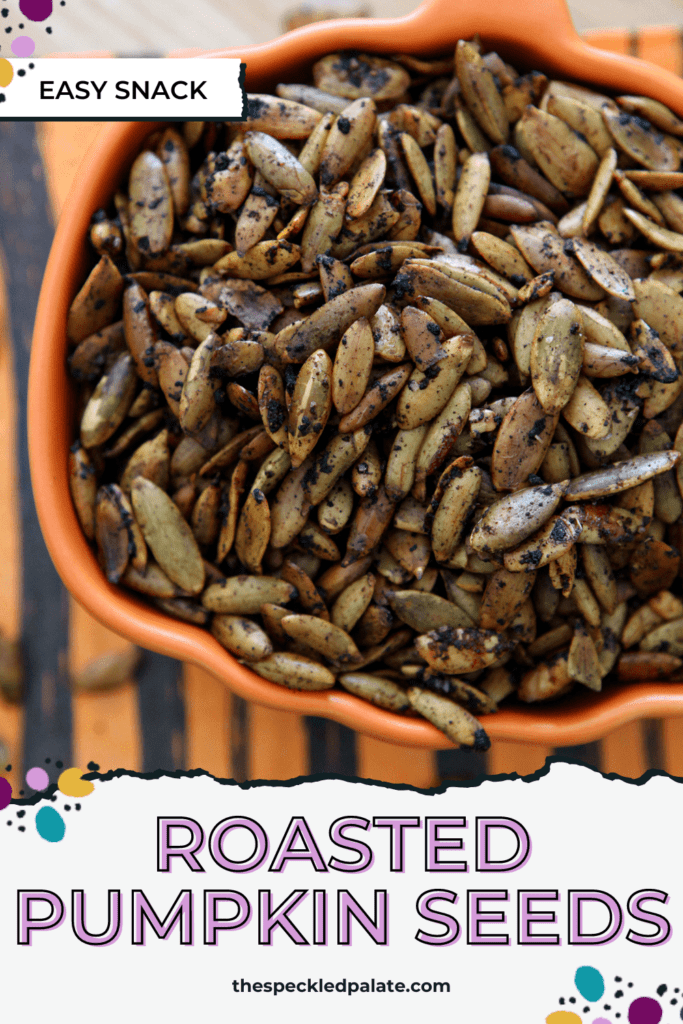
[1,10,683,796]
[28,0,683,56]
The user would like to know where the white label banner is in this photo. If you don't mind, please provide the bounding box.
[2,763,681,1023]
[0,58,246,119]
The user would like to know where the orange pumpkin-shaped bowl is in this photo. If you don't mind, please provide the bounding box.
[29,0,683,748]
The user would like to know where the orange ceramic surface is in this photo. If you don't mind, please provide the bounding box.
[28,0,683,749]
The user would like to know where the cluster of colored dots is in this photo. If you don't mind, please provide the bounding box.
[547,968,680,1024]
[12,0,54,55]
[1,758,96,843]
[0,0,65,96]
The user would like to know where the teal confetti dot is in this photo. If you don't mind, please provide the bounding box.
[35,806,65,843]
[575,966,605,1002]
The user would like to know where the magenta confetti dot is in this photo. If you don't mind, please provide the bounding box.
[11,35,35,56]
[628,998,662,1024]
[19,0,52,21]
[0,778,11,810]
[26,766,49,791]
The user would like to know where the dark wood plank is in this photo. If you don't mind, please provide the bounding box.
[136,651,185,772]
[437,747,488,783]
[554,741,602,770]
[642,720,663,772]
[305,717,356,776]
[0,121,72,771]
[230,695,249,782]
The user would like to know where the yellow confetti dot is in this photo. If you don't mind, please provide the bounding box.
[546,1014,582,1024]
[58,767,95,798]
[0,59,13,89]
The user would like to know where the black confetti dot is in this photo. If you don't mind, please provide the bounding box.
[56,760,63,768]
[5,765,11,771]
[559,999,565,1005]
[18,22,23,27]
[45,758,51,764]
[29,62,34,68]
[18,826,25,832]
[615,991,624,998]
[50,795,57,802]
[87,762,99,771]
[18,789,24,795]
[569,998,576,1004]
[18,69,25,76]
[45,25,51,32]
[4,27,11,33]
[628,983,633,989]
[0,8,7,15]
[64,805,71,811]
[6,820,10,826]
[75,803,81,811]
[604,1006,611,1011]
[658,985,668,997]
[615,978,622,982]
[583,1008,589,1014]
[17,810,25,819]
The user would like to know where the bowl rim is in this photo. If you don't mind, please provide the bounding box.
[28,0,683,750]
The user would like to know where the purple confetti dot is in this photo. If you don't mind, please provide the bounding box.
[628,998,662,1024]
[19,0,52,20]
[11,35,34,56]
[26,766,49,790]
[0,777,11,810]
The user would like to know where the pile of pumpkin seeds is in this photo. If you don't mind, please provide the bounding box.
[67,42,683,750]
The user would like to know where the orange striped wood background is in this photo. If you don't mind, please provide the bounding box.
[1,25,682,790]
